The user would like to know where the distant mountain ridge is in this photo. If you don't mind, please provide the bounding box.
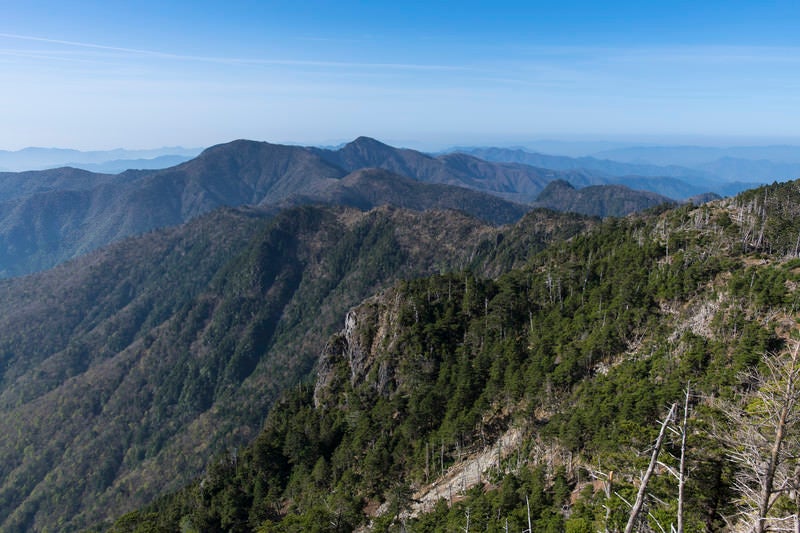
[0,137,675,279]
[312,136,599,202]
[64,154,195,174]
[586,144,800,184]
[592,144,800,166]
[452,146,764,197]
[0,146,201,172]
[457,146,713,181]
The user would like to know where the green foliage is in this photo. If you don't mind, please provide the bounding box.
[111,193,800,531]
[0,204,513,531]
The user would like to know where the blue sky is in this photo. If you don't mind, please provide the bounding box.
[2,1,800,150]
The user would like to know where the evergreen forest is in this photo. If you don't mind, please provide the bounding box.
[106,179,800,532]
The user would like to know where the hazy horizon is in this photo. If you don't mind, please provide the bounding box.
[3,1,800,151]
[7,133,800,155]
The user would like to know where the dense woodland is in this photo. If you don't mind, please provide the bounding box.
[103,180,800,532]
[0,196,599,531]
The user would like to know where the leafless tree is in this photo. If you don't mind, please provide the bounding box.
[718,340,800,532]
[624,403,677,533]
[658,383,692,533]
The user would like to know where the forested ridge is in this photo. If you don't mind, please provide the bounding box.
[109,180,800,532]
[0,199,596,531]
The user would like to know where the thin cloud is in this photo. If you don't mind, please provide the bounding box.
[0,32,470,71]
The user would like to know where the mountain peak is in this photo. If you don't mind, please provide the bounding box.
[348,136,391,148]
[341,136,395,156]
[540,179,576,192]
[196,138,272,157]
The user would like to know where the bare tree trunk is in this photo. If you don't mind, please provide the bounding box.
[605,471,613,533]
[677,384,690,533]
[625,403,677,533]
[755,387,790,533]
[526,494,532,533]
[441,439,444,476]
[795,471,800,533]
[721,341,800,533]
[425,441,430,483]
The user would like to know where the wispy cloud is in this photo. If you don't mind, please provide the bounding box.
[0,32,469,71]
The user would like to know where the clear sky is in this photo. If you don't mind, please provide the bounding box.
[2,0,800,150]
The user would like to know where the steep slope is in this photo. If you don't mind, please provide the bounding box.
[112,179,800,532]
[0,204,596,532]
[0,207,272,531]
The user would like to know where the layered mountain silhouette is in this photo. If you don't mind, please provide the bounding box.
[0,146,200,172]
[452,146,771,197]
[0,137,686,278]
[456,146,713,182]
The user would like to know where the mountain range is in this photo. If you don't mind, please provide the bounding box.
[590,144,800,184]
[1,133,800,531]
[453,146,767,196]
[0,137,686,279]
[592,144,800,166]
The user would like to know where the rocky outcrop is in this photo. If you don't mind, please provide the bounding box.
[313,290,406,407]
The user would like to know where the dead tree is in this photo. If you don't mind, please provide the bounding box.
[718,340,800,533]
[677,385,690,533]
[658,383,692,533]
[624,403,677,533]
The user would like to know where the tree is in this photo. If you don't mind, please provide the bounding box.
[656,383,692,533]
[624,403,677,533]
[719,339,800,533]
